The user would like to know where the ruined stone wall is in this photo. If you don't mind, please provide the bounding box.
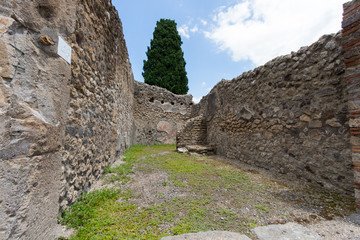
[133,81,192,144]
[58,0,134,210]
[176,115,207,148]
[0,0,133,239]
[343,0,360,211]
[187,32,353,195]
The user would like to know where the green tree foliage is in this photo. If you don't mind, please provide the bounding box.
[143,19,189,95]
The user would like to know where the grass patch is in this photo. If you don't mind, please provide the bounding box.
[60,144,355,239]
[61,145,262,239]
[102,144,176,184]
[255,205,270,213]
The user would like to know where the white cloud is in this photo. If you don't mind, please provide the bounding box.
[201,19,208,26]
[201,81,206,86]
[193,97,202,104]
[190,25,199,33]
[205,0,346,66]
[178,24,190,39]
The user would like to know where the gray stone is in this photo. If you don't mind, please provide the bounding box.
[349,214,360,225]
[252,222,322,240]
[161,231,251,240]
[238,106,254,120]
[186,145,215,155]
[325,40,336,50]
[177,147,188,153]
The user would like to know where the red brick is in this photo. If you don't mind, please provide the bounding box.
[343,2,360,18]
[345,55,360,67]
[343,37,360,51]
[353,146,360,153]
[352,129,360,135]
[350,112,360,119]
[343,20,360,37]
[348,96,360,102]
[345,75,360,82]
[354,162,360,168]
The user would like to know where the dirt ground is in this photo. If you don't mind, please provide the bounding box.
[61,150,360,239]
[211,155,360,240]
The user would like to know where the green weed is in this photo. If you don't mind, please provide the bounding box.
[255,205,270,213]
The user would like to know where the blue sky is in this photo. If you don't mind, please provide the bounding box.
[113,0,346,103]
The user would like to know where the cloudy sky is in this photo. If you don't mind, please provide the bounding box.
[113,0,346,103]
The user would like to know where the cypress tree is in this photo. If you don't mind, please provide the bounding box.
[143,19,189,95]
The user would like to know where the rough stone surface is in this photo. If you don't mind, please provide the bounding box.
[0,1,76,239]
[161,231,251,240]
[177,115,207,147]
[349,214,360,225]
[0,1,133,239]
[177,147,189,153]
[342,0,360,212]
[252,222,322,240]
[58,0,134,211]
[133,81,192,144]
[180,32,353,195]
[307,218,360,240]
[186,145,215,155]
[1,1,360,239]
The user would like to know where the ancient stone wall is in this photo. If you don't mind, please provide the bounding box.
[133,81,192,144]
[183,32,353,195]
[343,0,360,211]
[58,0,134,211]
[176,115,207,148]
[0,0,134,239]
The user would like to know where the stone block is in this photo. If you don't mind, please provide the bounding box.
[252,222,322,240]
[300,114,311,122]
[325,118,342,127]
[350,118,360,128]
[308,120,322,128]
[0,16,14,33]
[351,136,360,146]
[0,39,13,79]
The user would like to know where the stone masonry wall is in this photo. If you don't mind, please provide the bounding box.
[0,1,76,239]
[186,32,353,195]
[0,1,134,239]
[343,0,360,211]
[58,0,134,211]
[176,115,207,148]
[133,81,192,145]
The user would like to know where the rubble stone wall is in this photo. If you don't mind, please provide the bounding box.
[342,0,360,211]
[187,32,353,195]
[176,115,207,148]
[0,0,134,239]
[58,0,134,210]
[133,81,192,145]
